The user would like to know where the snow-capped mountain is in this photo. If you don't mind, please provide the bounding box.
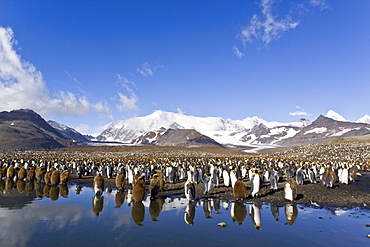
[356,114,370,124]
[325,110,347,122]
[278,115,370,146]
[48,120,89,143]
[97,110,312,146]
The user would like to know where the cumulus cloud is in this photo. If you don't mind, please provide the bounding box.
[239,0,299,47]
[0,26,111,117]
[289,106,311,117]
[136,62,163,77]
[116,74,138,111]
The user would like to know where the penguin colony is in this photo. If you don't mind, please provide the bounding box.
[0,153,367,202]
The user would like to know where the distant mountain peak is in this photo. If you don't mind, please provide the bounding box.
[356,114,370,124]
[325,110,346,122]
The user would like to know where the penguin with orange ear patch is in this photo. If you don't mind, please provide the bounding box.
[60,170,69,184]
[50,170,60,186]
[132,175,146,202]
[233,178,247,200]
[284,178,297,201]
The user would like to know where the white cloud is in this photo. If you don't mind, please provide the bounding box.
[232,46,244,58]
[289,106,311,117]
[117,92,138,111]
[239,0,300,47]
[309,0,329,11]
[177,108,185,115]
[136,62,163,77]
[116,74,138,111]
[75,122,111,136]
[0,26,111,117]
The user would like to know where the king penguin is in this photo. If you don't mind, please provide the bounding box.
[251,170,261,198]
[284,178,297,201]
[203,173,212,195]
[184,180,196,201]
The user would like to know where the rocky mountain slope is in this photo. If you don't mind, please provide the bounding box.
[0,109,73,151]
[48,120,89,143]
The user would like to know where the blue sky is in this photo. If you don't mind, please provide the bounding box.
[0,0,369,135]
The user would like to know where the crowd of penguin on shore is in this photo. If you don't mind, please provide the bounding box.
[0,156,367,204]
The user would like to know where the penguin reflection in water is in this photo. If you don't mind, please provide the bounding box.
[284,203,298,225]
[250,203,262,230]
[230,202,247,225]
[203,199,212,219]
[132,201,145,226]
[92,173,104,217]
[149,196,165,222]
[184,201,196,226]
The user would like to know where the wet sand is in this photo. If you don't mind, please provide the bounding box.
[69,171,370,209]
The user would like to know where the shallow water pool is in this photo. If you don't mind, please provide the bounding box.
[0,184,369,247]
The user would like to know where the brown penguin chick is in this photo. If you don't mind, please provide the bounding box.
[155,170,165,191]
[26,169,36,182]
[115,173,125,189]
[35,167,45,182]
[0,167,6,178]
[6,165,15,179]
[50,170,61,186]
[233,178,247,200]
[18,167,27,181]
[44,170,53,185]
[149,174,160,200]
[132,175,146,202]
[132,173,141,187]
[17,180,26,193]
[94,173,104,195]
[60,170,70,184]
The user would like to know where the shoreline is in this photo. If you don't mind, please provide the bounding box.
[68,171,370,209]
